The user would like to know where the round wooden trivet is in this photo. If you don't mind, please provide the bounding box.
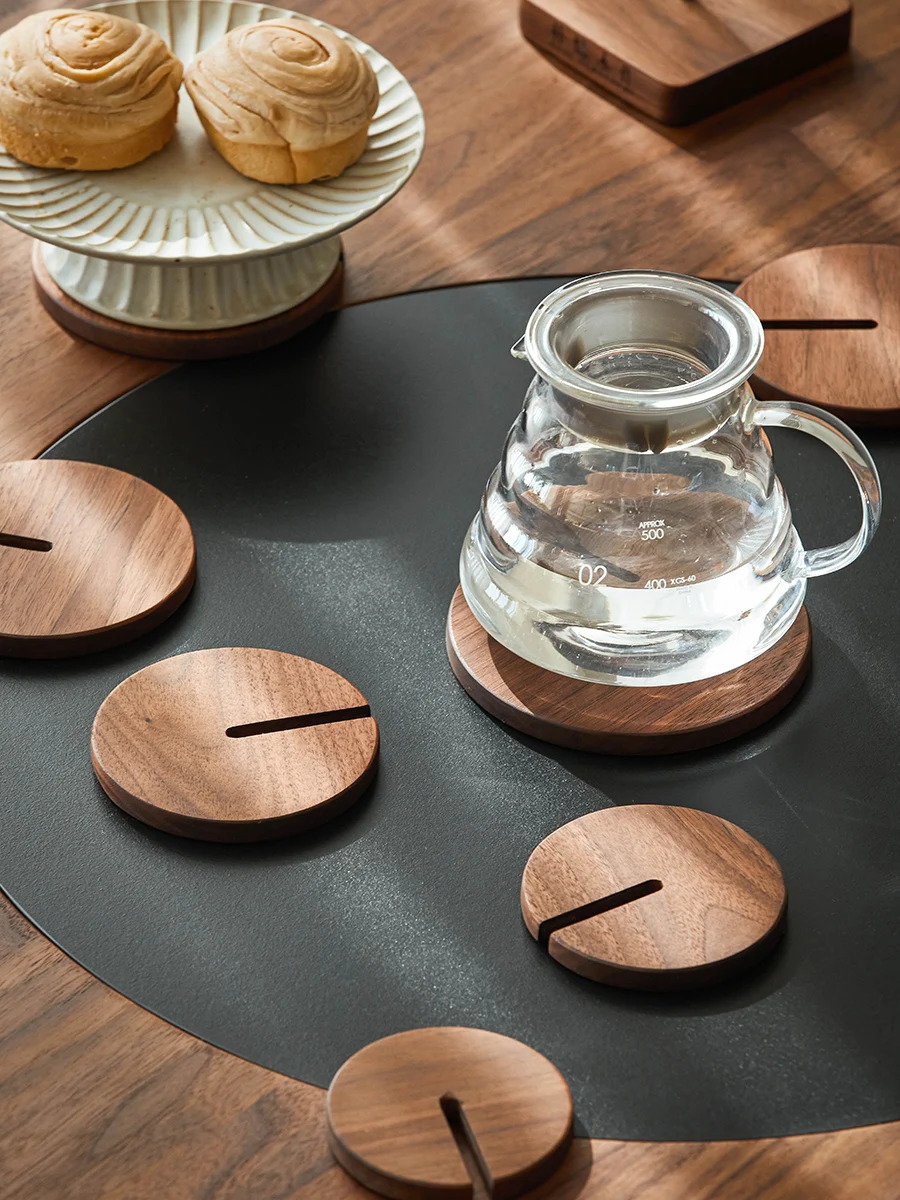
[326,1027,573,1200]
[33,247,343,362]
[91,647,378,842]
[736,243,900,424]
[0,459,195,658]
[521,805,787,990]
[446,588,811,755]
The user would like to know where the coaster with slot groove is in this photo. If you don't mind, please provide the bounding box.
[91,647,378,842]
[520,0,851,126]
[326,1027,573,1200]
[736,243,900,425]
[446,588,811,755]
[521,805,787,990]
[0,459,195,657]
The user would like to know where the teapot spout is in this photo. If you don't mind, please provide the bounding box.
[510,336,528,360]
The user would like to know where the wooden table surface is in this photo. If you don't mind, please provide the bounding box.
[2,1,900,1196]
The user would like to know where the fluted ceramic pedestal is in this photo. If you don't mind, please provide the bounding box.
[0,0,424,361]
[33,239,344,360]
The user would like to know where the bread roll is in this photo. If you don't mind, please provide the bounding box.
[185,18,378,185]
[0,9,182,171]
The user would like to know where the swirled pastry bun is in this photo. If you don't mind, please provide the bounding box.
[185,19,379,184]
[0,10,182,170]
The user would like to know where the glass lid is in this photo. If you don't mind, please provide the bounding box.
[517,271,764,412]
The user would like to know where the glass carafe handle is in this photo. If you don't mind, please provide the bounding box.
[752,400,882,578]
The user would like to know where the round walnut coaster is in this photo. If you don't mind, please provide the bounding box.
[326,1027,573,1200]
[91,647,378,842]
[521,805,787,990]
[33,247,344,362]
[0,460,195,658]
[446,588,811,755]
[736,243,900,424]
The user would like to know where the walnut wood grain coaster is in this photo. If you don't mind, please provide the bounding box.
[326,1027,574,1200]
[520,0,851,125]
[446,588,811,755]
[91,647,378,841]
[736,243,900,425]
[521,805,787,989]
[0,459,195,657]
[33,248,344,362]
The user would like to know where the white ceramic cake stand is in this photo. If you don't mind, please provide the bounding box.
[0,0,425,357]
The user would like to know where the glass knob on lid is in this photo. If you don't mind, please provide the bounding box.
[460,271,881,687]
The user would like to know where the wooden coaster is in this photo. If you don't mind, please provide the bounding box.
[326,1027,573,1200]
[33,248,343,362]
[521,805,787,990]
[736,243,900,425]
[91,647,378,842]
[520,0,851,125]
[0,460,195,658]
[446,588,811,755]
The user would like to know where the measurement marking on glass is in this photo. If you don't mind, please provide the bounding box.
[0,531,53,552]
[226,704,371,739]
[578,564,608,585]
[589,558,642,583]
[644,574,696,589]
[640,519,666,541]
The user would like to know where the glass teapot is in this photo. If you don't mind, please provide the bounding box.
[459,271,882,687]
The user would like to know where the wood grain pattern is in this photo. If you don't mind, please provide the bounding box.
[34,249,345,361]
[91,647,378,841]
[0,459,195,657]
[2,0,900,1192]
[2,879,900,1200]
[736,243,900,423]
[326,1028,573,1200]
[520,0,851,125]
[0,190,169,464]
[3,0,900,459]
[521,806,787,989]
[446,588,811,754]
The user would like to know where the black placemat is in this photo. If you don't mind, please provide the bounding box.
[1,278,898,1142]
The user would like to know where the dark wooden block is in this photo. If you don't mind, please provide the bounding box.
[520,0,852,125]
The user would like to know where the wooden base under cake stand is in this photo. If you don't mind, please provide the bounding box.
[33,245,344,361]
[446,587,811,755]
